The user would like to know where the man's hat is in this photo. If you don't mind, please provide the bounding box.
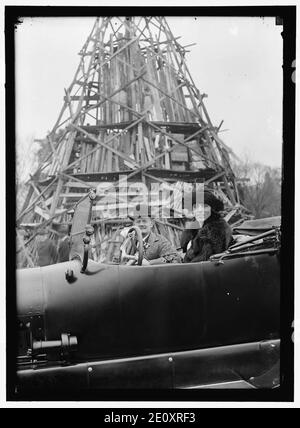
[129,203,152,220]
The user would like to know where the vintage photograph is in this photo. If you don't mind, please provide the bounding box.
[8,8,295,402]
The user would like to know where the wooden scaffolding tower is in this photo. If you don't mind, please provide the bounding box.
[17,16,244,268]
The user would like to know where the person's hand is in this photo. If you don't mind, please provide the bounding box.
[142,258,150,266]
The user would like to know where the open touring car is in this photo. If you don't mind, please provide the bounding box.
[15,206,281,393]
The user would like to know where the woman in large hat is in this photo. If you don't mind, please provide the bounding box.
[182,191,232,263]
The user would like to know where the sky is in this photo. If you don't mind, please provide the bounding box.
[15,16,283,170]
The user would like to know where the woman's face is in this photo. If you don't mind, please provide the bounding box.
[193,203,211,226]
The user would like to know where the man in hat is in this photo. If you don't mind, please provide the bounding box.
[182,191,232,263]
[125,203,181,265]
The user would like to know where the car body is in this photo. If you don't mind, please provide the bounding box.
[15,217,281,393]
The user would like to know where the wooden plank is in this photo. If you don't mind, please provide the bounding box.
[154,134,161,168]
[122,37,130,122]
[135,128,139,163]
[96,35,140,73]
[144,137,152,161]
[145,120,221,169]
[30,183,51,214]
[99,142,106,172]
[127,35,137,120]
[86,143,91,172]
[90,142,97,172]
[173,79,186,122]
[111,141,116,171]
[178,85,189,121]
[154,134,160,149]
[110,34,117,124]
[84,142,90,173]
[115,40,122,123]
[106,144,113,171]
[123,132,131,155]
[161,18,203,122]
[164,137,171,169]
[43,196,53,207]
[171,133,184,144]
[97,130,106,172]
[83,69,147,119]
[20,184,35,215]
[119,90,127,122]
[83,128,136,169]
[80,142,86,173]
[67,116,145,173]
[171,69,184,122]
[105,63,111,124]
[34,205,50,220]
[138,122,144,164]
[114,140,119,170]
[146,127,153,154]
[146,51,163,121]
[164,56,175,121]
[60,192,88,198]
[159,68,170,120]
[64,95,101,101]
[165,43,180,122]
[102,150,107,173]
[142,76,199,120]
[91,143,97,172]
[171,147,189,163]
[94,144,101,173]
[17,177,57,222]
[116,37,125,122]
[62,181,70,212]
[17,230,35,268]
[65,181,98,189]
[143,87,153,121]
[49,137,64,176]
[222,175,237,205]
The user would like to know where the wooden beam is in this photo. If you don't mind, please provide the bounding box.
[78,70,146,120]
[184,125,210,142]
[17,177,57,222]
[145,119,221,168]
[204,171,226,185]
[67,120,144,171]
[142,76,199,119]
[94,35,140,73]
[20,208,70,249]
[80,79,214,172]
[17,230,35,267]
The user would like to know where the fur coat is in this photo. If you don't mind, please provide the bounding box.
[183,214,232,263]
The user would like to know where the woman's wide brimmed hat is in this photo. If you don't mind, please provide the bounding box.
[203,191,224,213]
[183,190,224,214]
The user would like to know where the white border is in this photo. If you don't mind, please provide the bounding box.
[1,0,299,409]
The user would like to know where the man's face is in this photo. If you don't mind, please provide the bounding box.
[134,216,153,237]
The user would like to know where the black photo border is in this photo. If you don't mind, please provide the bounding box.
[6,5,296,403]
